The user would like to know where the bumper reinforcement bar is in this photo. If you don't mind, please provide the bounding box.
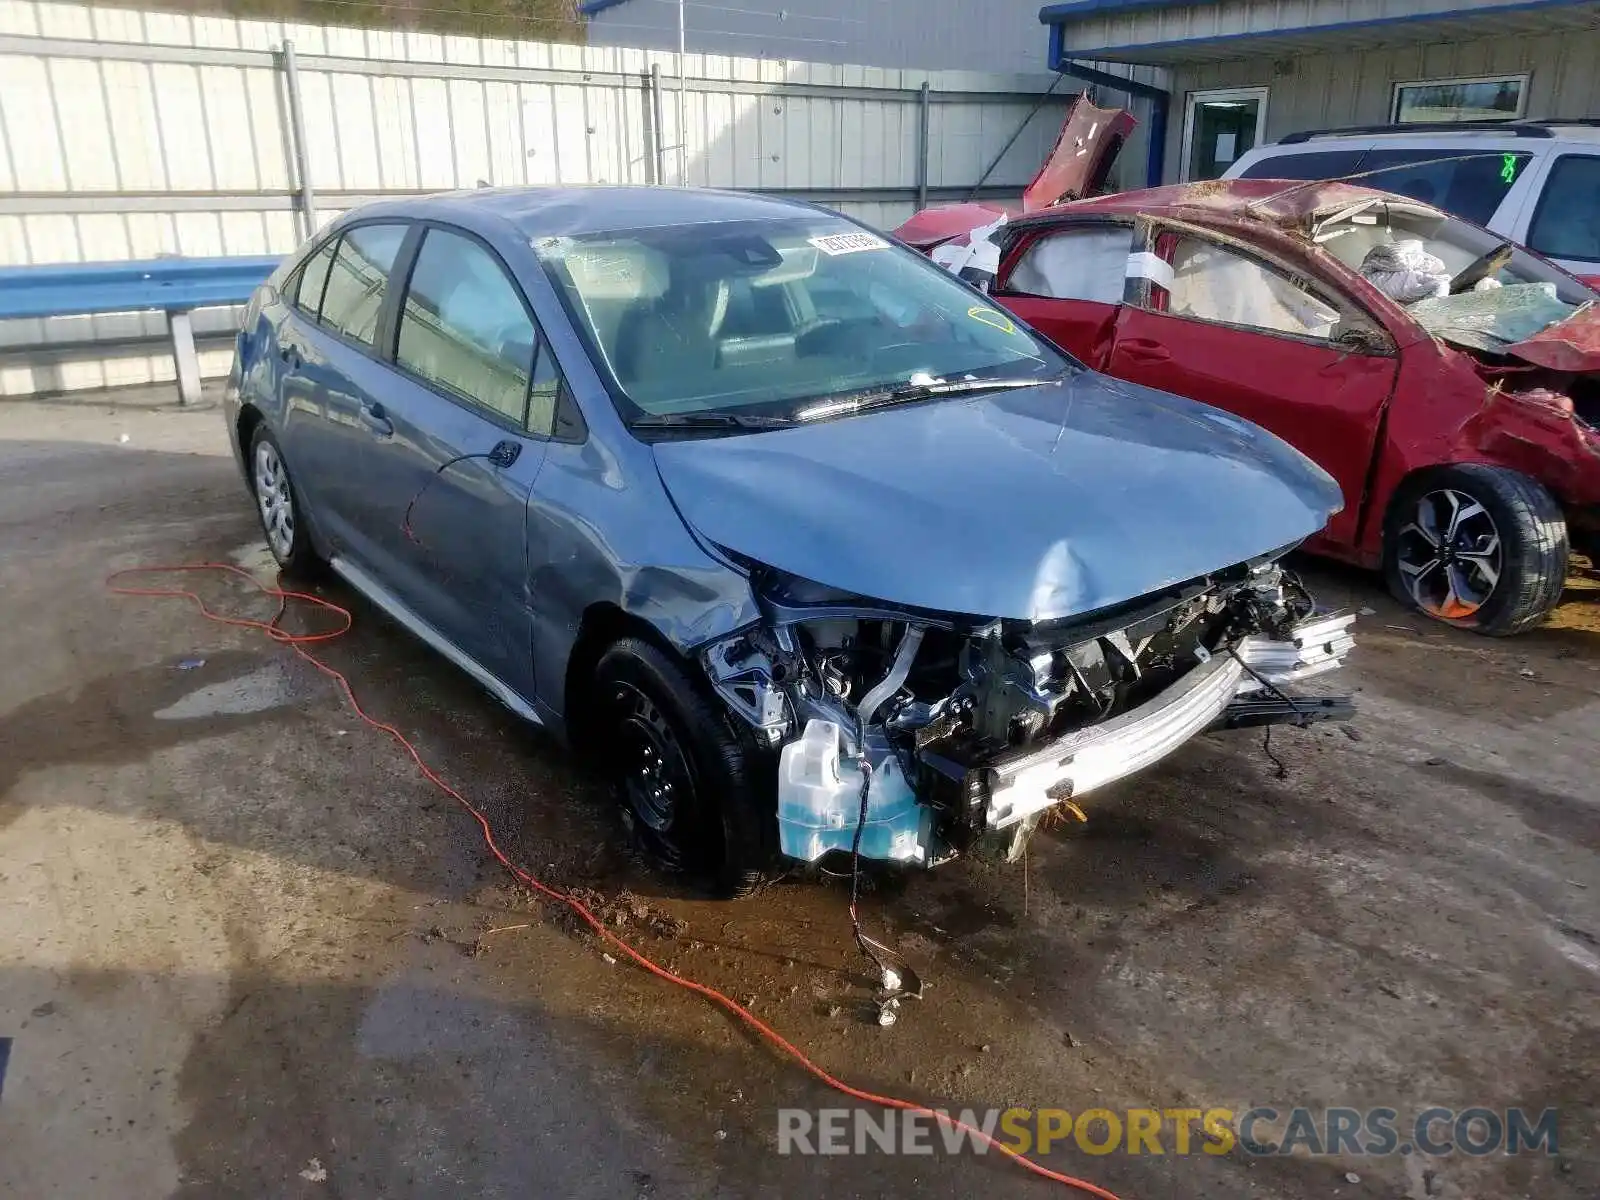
[982,613,1357,831]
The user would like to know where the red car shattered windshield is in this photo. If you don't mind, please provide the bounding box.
[1317,199,1597,353]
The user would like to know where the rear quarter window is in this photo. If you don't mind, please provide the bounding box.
[292,240,336,317]
[1235,149,1366,181]
[1526,154,1600,265]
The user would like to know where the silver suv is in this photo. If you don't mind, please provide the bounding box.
[1225,120,1600,283]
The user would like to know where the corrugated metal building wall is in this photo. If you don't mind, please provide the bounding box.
[0,0,1075,396]
[1042,0,1600,184]
[586,0,1164,191]
[1164,27,1600,175]
[584,0,1050,74]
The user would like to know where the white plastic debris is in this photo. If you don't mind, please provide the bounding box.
[930,213,1008,292]
[299,1158,328,1183]
[1359,240,1450,304]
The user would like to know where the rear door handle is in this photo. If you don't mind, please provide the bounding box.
[1120,338,1171,363]
[359,402,393,437]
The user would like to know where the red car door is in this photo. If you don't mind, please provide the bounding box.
[1102,229,1399,552]
[993,221,1135,370]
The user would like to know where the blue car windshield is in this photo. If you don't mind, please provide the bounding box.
[532,217,1067,425]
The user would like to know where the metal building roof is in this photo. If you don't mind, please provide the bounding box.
[1041,0,1600,66]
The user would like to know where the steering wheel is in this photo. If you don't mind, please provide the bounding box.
[1448,242,1514,295]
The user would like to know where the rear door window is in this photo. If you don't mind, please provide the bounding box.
[396,227,536,425]
[1354,147,1530,225]
[1526,154,1600,265]
[1235,149,1365,181]
[1003,226,1132,303]
[318,224,409,349]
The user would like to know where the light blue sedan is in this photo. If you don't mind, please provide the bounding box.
[225,186,1354,896]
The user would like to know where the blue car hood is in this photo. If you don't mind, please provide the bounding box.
[652,372,1342,622]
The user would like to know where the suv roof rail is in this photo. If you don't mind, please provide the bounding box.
[1277,118,1600,143]
[1275,120,1592,144]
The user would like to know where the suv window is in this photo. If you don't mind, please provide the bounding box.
[397,228,536,425]
[292,239,336,316]
[1236,149,1365,182]
[1355,148,1530,225]
[318,224,408,348]
[1004,226,1131,303]
[1526,154,1600,265]
[1156,236,1340,342]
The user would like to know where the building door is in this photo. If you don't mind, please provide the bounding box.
[1181,88,1268,181]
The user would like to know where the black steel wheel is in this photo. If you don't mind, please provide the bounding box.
[592,638,773,897]
[608,677,699,873]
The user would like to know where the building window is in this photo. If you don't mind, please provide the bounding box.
[1391,75,1528,124]
[1180,87,1269,182]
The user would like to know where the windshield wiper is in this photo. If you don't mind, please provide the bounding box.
[630,411,797,431]
[798,374,1059,422]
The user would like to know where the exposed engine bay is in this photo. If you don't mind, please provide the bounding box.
[702,556,1356,868]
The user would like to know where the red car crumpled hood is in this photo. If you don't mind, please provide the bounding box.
[894,201,1012,250]
[1504,306,1600,372]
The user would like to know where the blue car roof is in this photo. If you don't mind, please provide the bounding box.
[344,186,824,239]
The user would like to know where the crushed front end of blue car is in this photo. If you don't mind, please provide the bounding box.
[698,560,1355,869]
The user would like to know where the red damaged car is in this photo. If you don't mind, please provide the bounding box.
[899,177,1600,635]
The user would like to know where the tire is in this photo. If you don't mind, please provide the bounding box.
[1383,463,1568,636]
[591,638,773,898]
[247,424,321,576]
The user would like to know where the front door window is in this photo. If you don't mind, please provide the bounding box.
[1182,88,1268,182]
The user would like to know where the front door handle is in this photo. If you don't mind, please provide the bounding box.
[359,402,393,437]
[1120,338,1171,363]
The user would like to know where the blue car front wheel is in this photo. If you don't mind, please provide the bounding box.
[593,638,773,898]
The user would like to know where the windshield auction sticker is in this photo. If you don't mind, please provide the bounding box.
[809,231,889,255]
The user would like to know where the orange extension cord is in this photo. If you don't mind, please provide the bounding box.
[109,561,1125,1199]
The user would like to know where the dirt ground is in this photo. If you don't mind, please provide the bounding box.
[1,395,1596,1200]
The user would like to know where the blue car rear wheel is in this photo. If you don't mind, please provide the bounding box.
[248,425,321,576]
